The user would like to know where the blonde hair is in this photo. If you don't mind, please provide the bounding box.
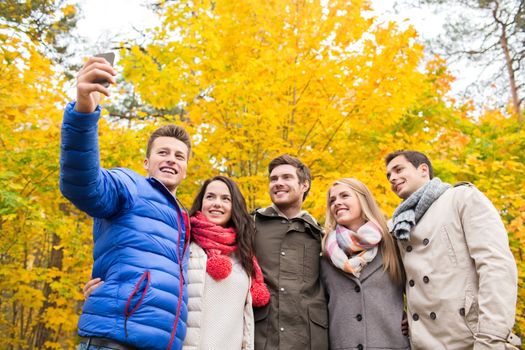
[323,178,404,285]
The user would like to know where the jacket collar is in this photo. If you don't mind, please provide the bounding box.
[255,206,322,232]
[148,177,191,252]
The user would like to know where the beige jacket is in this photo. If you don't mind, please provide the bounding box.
[396,183,518,350]
[183,243,254,350]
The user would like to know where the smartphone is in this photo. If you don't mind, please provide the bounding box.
[93,52,115,87]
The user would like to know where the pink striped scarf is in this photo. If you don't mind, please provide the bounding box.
[325,221,382,277]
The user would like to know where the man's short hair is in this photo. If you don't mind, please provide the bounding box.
[146,124,191,158]
[385,150,434,179]
[268,154,311,200]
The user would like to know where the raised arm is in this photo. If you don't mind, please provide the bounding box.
[59,56,131,218]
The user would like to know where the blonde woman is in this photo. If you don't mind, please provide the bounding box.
[320,178,409,350]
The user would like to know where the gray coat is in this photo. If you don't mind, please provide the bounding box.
[321,250,410,350]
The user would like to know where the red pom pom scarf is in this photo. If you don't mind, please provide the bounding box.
[190,212,270,307]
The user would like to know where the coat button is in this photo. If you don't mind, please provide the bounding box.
[356,314,363,321]
[355,285,361,293]
[281,220,287,224]
[423,238,429,246]
[280,327,284,332]
[423,276,429,283]
[280,287,285,292]
[357,345,363,350]
[413,313,419,321]
[406,245,413,252]
[409,279,415,287]
[430,312,437,320]
[459,308,465,316]
[281,251,286,256]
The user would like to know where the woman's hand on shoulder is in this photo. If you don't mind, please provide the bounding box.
[83,277,104,299]
[401,312,409,336]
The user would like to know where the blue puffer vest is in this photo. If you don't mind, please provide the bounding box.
[60,103,190,350]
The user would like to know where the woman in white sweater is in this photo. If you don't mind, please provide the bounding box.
[83,176,269,350]
[185,176,269,349]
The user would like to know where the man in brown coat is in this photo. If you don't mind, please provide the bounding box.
[385,150,520,350]
[253,155,328,350]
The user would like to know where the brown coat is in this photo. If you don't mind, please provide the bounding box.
[396,183,518,350]
[253,206,328,350]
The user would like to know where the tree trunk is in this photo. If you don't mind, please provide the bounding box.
[494,4,522,124]
[33,232,63,349]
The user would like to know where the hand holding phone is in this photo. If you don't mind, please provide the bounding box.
[74,52,116,113]
[93,52,115,87]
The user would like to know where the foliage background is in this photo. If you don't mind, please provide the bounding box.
[1,0,523,348]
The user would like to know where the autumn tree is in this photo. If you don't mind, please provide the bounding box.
[409,0,524,123]
[1,0,78,66]
[0,1,90,349]
[118,0,449,213]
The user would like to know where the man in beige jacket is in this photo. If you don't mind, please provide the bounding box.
[385,150,520,350]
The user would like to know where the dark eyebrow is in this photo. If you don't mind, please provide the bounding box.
[386,164,402,179]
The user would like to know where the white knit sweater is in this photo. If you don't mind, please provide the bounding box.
[183,243,254,350]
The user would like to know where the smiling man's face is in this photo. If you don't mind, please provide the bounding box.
[144,136,188,194]
[386,155,430,200]
[268,164,308,210]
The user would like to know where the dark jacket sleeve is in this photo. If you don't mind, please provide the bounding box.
[59,102,133,218]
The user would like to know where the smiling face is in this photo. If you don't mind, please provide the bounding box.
[268,164,309,210]
[201,180,232,227]
[329,184,366,231]
[143,136,189,194]
[386,155,430,200]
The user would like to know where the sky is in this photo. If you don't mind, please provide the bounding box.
[73,0,442,49]
[73,0,157,54]
[70,0,476,101]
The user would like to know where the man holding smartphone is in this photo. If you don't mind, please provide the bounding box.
[60,55,191,350]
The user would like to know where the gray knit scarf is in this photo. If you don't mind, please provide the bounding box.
[391,178,451,241]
